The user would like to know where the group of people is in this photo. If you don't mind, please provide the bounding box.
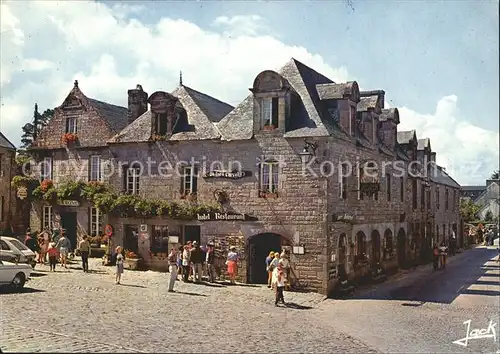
[432,242,448,270]
[164,241,239,292]
[266,251,291,306]
[24,228,73,270]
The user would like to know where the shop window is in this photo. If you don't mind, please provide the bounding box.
[151,225,169,253]
[124,225,139,254]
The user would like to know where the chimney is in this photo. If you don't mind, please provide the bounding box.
[127,84,148,124]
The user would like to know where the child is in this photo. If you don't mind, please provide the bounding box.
[115,246,124,284]
[273,264,286,306]
[47,242,59,271]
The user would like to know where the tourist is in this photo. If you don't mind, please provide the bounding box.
[439,242,447,269]
[273,263,286,306]
[182,245,191,282]
[78,235,91,272]
[432,244,439,270]
[115,246,124,284]
[190,241,204,283]
[177,245,184,280]
[24,229,39,253]
[226,246,238,284]
[38,230,50,264]
[279,251,291,290]
[47,242,59,272]
[186,241,194,280]
[206,242,216,283]
[167,247,178,292]
[56,231,71,269]
[265,251,275,288]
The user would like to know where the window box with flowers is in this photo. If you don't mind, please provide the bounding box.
[262,124,276,131]
[258,190,278,198]
[61,133,78,145]
[180,192,197,201]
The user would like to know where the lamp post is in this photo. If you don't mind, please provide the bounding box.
[298,139,318,164]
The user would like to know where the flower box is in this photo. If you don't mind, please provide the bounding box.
[259,190,278,198]
[263,125,275,131]
[180,193,197,201]
[40,180,53,192]
[62,133,78,145]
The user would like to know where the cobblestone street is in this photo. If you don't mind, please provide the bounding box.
[0,258,374,353]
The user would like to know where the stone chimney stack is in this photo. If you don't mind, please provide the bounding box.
[430,152,436,163]
[127,84,148,125]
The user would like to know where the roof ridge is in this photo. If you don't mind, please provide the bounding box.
[0,131,16,150]
[182,85,234,109]
[87,97,127,110]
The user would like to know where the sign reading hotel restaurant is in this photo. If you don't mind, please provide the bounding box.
[203,170,252,179]
[332,213,355,222]
[197,212,257,221]
[58,199,80,207]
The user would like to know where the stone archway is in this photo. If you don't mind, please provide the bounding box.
[247,233,286,284]
[337,233,348,279]
[355,231,367,264]
[371,230,381,264]
[383,229,393,260]
[397,228,406,268]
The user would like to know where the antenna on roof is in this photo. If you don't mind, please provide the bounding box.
[179,71,183,86]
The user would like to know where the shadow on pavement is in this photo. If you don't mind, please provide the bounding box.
[196,282,226,288]
[118,284,147,288]
[173,291,207,297]
[0,287,45,295]
[351,247,498,304]
[217,281,261,288]
[30,272,47,277]
[284,302,313,310]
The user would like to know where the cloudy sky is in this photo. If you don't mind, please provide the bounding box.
[1,0,498,185]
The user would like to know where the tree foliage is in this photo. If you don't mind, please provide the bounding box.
[460,199,481,223]
[20,104,54,149]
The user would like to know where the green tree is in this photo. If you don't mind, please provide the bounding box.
[20,104,54,149]
[491,170,499,179]
[460,199,481,223]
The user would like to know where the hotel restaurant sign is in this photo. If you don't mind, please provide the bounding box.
[197,212,257,221]
[203,170,251,179]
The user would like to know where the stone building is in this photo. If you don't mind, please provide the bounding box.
[27,59,461,294]
[0,132,17,233]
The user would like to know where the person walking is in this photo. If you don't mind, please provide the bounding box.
[115,246,124,284]
[265,251,275,288]
[56,231,71,269]
[167,247,178,292]
[226,246,238,284]
[273,263,286,306]
[432,244,439,270]
[206,242,216,283]
[182,245,191,282]
[177,245,184,281]
[190,241,203,283]
[279,252,291,290]
[47,242,59,272]
[78,235,91,272]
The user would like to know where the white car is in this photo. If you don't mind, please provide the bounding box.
[0,260,32,289]
[0,236,37,268]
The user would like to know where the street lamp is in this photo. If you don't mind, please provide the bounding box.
[299,139,318,164]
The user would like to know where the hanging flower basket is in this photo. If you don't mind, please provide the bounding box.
[62,133,78,145]
[40,180,53,192]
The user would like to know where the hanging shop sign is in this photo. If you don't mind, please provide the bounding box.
[197,212,258,222]
[104,224,113,237]
[332,213,355,223]
[58,200,80,207]
[203,170,252,179]
[17,186,28,200]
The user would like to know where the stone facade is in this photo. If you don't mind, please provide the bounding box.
[0,133,17,233]
[26,59,462,295]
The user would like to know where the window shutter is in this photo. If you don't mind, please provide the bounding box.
[180,167,185,194]
[122,165,128,193]
[271,97,279,127]
[66,118,69,133]
[192,167,198,194]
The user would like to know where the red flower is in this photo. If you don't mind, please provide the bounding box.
[40,180,53,192]
[61,133,78,144]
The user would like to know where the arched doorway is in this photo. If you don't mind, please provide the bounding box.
[371,230,381,264]
[397,228,406,268]
[355,231,367,264]
[247,233,284,284]
[337,233,347,279]
[383,229,393,260]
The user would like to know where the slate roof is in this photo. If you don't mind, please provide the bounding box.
[87,98,128,133]
[379,108,399,123]
[110,85,227,143]
[396,143,410,161]
[0,132,16,150]
[316,82,355,100]
[218,58,337,141]
[431,166,461,189]
[357,95,378,112]
[417,137,430,150]
[461,185,486,191]
[397,130,416,145]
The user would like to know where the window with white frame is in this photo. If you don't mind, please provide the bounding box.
[181,166,198,195]
[41,157,52,181]
[42,206,53,230]
[259,161,279,194]
[66,117,77,134]
[89,207,102,236]
[340,163,348,199]
[89,155,101,181]
[260,97,278,128]
[126,167,140,194]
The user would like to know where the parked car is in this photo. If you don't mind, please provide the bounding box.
[0,236,37,268]
[0,260,32,289]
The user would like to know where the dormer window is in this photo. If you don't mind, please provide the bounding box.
[260,97,278,129]
[155,113,169,135]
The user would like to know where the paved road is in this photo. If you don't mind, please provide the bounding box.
[0,259,375,353]
[315,245,500,353]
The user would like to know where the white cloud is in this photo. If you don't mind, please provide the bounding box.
[398,95,499,185]
[0,1,497,185]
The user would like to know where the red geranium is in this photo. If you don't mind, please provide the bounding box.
[40,179,53,192]
[62,133,78,144]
